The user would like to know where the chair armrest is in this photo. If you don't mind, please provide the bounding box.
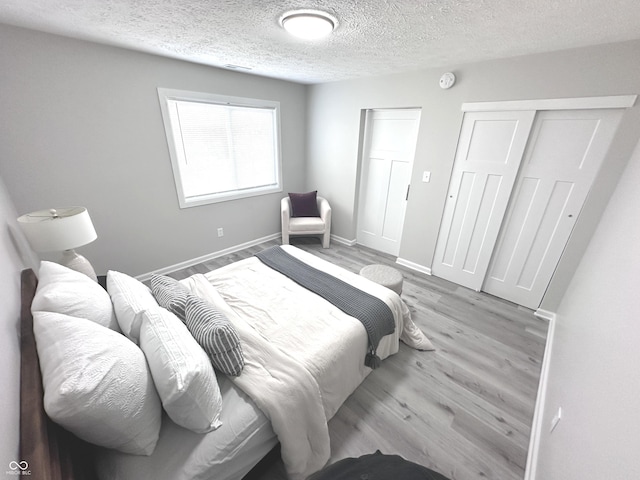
[317,197,332,224]
[281,197,291,227]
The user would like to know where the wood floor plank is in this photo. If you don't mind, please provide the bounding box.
[166,237,548,480]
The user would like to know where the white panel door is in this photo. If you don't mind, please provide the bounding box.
[483,108,624,308]
[357,109,421,255]
[432,110,536,290]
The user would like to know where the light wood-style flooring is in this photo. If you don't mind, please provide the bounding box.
[169,237,548,480]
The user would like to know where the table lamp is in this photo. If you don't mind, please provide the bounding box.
[17,207,98,281]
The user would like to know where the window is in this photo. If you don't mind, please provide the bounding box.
[157,88,282,208]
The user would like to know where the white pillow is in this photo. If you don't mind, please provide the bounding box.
[139,308,223,433]
[33,311,162,455]
[107,270,159,343]
[33,261,120,331]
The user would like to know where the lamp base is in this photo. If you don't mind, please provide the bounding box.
[61,249,98,282]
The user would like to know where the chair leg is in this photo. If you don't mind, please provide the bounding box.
[282,231,289,245]
[322,231,330,248]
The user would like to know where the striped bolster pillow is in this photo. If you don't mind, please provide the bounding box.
[184,295,244,377]
[150,274,189,320]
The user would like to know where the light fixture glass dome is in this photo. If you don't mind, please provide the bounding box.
[281,10,336,40]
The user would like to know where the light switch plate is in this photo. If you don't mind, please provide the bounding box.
[422,171,431,183]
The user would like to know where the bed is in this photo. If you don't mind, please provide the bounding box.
[20,245,431,480]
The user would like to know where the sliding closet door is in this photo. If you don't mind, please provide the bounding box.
[482,108,624,309]
[432,110,535,290]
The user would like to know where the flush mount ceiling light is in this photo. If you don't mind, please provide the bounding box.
[281,10,336,40]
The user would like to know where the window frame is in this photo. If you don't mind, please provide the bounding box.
[157,87,283,208]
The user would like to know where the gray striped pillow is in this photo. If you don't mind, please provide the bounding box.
[184,296,244,377]
[150,275,189,320]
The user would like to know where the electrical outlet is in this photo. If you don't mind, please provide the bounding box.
[217,227,224,237]
[550,407,562,433]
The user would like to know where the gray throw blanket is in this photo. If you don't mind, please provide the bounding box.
[255,246,395,368]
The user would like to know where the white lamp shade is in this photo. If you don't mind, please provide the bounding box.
[17,207,97,252]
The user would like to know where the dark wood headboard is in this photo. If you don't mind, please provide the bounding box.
[19,268,97,480]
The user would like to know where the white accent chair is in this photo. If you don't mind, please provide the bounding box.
[281,196,332,248]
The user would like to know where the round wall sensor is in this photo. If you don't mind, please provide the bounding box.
[439,72,456,89]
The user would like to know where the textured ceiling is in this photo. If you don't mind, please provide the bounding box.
[1,0,640,84]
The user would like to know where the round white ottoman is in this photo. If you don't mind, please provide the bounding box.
[359,264,403,295]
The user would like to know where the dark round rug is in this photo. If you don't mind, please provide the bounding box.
[308,451,450,480]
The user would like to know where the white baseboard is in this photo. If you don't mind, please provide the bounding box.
[524,308,558,480]
[138,233,357,281]
[136,233,280,282]
[534,308,555,322]
[331,234,357,246]
[396,257,432,275]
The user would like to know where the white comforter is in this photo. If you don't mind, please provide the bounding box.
[182,245,431,480]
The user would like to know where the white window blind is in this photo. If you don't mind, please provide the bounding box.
[158,88,282,207]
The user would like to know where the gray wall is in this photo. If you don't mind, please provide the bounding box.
[306,39,640,311]
[0,24,308,277]
[533,140,640,479]
[0,174,38,473]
